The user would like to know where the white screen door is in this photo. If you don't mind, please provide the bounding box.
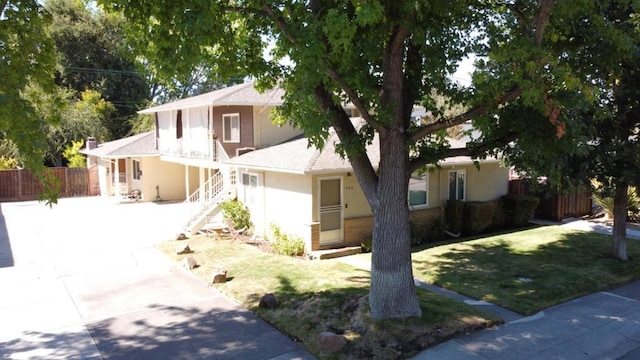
[319,177,343,245]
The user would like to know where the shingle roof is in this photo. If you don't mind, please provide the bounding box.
[138,81,283,114]
[226,123,497,174]
[81,132,158,158]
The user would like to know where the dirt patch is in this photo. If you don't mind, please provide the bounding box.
[259,292,500,359]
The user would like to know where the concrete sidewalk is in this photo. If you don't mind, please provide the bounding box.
[0,197,313,360]
[411,219,640,359]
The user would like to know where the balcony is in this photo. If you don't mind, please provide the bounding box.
[159,138,227,163]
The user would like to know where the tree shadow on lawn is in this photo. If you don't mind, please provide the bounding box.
[412,228,640,315]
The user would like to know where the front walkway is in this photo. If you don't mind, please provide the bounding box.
[0,197,313,359]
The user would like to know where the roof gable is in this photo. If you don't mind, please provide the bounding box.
[81,132,158,158]
[138,81,284,114]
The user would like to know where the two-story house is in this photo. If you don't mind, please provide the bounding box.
[137,81,302,233]
[134,81,509,254]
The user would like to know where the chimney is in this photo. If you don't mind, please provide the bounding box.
[86,137,97,151]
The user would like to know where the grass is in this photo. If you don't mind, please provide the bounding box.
[409,225,640,315]
[157,236,500,359]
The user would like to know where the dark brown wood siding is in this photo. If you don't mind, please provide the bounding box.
[212,105,254,158]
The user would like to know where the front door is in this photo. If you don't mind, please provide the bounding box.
[319,177,343,245]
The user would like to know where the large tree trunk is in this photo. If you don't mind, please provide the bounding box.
[369,130,422,319]
[611,180,629,261]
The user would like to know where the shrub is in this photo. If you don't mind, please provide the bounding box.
[592,185,640,223]
[462,201,496,235]
[445,199,464,234]
[361,237,372,253]
[270,223,305,257]
[220,200,252,230]
[501,194,540,226]
[490,199,505,229]
[410,218,444,245]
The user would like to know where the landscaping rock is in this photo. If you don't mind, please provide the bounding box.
[182,256,198,270]
[211,268,227,284]
[176,243,192,255]
[318,331,347,353]
[175,233,188,241]
[259,293,279,309]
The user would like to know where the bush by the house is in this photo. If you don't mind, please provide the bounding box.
[490,198,505,229]
[462,201,496,235]
[410,217,444,244]
[220,200,252,230]
[269,223,305,257]
[501,194,540,226]
[445,199,464,234]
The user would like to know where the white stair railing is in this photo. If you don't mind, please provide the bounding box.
[184,170,237,229]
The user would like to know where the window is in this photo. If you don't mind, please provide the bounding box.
[241,173,258,205]
[408,171,428,207]
[154,113,159,149]
[223,113,240,143]
[176,110,183,139]
[132,160,142,180]
[449,170,466,201]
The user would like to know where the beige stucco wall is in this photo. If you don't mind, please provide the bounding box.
[139,157,189,201]
[253,106,303,149]
[436,162,509,205]
[259,171,313,242]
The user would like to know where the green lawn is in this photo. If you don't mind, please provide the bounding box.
[157,237,500,359]
[410,225,640,315]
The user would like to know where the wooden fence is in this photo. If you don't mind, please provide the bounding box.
[0,166,98,202]
[509,179,592,222]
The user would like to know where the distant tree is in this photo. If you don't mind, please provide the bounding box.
[63,139,86,168]
[46,0,149,139]
[24,86,112,167]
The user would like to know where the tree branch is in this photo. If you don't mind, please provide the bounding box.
[411,86,522,141]
[313,84,379,202]
[408,131,518,173]
[533,0,556,45]
[325,68,382,132]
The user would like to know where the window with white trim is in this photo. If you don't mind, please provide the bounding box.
[448,170,466,201]
[408,171,428,207]
[223,113,240,143]
[241,172,258,205]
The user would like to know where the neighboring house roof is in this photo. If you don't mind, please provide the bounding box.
[138,81,284,114]
[80,132,158,158]
[226,121,498,175]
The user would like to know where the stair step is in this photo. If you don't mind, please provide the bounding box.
[310,246,362,260]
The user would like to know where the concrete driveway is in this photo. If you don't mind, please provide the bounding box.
[0,197,313,359]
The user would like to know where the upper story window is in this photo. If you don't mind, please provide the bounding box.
[408,171,429,208]
[449,170,466,201]
[176,110,183,139]
[223,113,240,143]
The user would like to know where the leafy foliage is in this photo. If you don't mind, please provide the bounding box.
[63,140,86,168]
[269,223,305,257]
[220,200,252,231]
[46,0,150,139]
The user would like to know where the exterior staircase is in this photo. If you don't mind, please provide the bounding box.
[183,170,237,235]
